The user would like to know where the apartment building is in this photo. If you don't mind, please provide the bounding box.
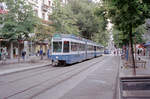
[0,0,68,59]
[27,0,53,21]
[26,0,53,55]
[27,0,68,55]
[27,0,68,20]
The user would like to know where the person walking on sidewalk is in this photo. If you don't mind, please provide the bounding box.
[22,50,26,62]
[1,48,7,64]
[40,49,43,60]
[0,51,1,60]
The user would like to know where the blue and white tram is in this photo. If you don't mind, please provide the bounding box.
[51,34,104,65]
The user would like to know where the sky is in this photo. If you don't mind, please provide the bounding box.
[93,0,101,3]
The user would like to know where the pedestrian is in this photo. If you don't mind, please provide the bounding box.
[114,50,116,56]
[40,49,43,60]
[0,51,1,60]
[137,49,140,55]
[117,49,119,56]
[37,50,40,56]
[22,50,26,61]
[1,48,7,64]
[47,49,51,59]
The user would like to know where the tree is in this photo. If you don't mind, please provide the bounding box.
[94,4,109,46]
[144,19,150,41]
[70,0,108,40]
[50,0,79,35]
[112,25,146,48]
[34,20,54,60]
[104,0,150,75]
[50,0,109,45]
[0,0,37,61]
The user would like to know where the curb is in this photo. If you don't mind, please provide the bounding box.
[0,63,51,76]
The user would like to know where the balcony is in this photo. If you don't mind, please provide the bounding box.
[42,19,52,25]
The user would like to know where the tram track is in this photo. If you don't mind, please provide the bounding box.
[0,66,60,85]
[30,56,106,99]
[0,66,50,78]
[4,56,106,99]
[0,67,51,85]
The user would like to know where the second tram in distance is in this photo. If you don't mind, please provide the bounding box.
[51,34,104,66]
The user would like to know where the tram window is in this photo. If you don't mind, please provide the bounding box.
[71,42,85,51]
[71,42,77,51]
[63,41,69,53]
[88,45,93,51]
[81,44,85,51]
[53,42,62,52]
[97,47,99,51]
[79,43,82,51]
[94,46,96,51]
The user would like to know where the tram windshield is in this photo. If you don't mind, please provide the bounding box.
[53,41,62,52]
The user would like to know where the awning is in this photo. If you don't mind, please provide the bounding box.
[144,42,150,47]
[0,9,8,14]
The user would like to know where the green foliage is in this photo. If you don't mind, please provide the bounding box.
[34,22,55,41]
[50,0,79,35]
[0,0,37,41]
[105,0,150,68]
[112,24,146,47]
[94,4,109,46]
[112,29,129,47]
[50,0,109,45]
[105,0,150,47]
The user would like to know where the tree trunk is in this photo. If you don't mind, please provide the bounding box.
[129,24,136,75]
[18,42,20,63]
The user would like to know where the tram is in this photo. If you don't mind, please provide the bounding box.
[51,34,104,66]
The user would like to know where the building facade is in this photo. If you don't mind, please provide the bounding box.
[27,0,52,21]
[27,0,53,56]
[0,0,68,59]
[27,0,68,56]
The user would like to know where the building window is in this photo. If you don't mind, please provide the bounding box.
[34,10,38,16]
[43,0,45,4]
[49,1,51,6]
[0,3,4,10]
[48,15,50,20]
[42,13,45,20]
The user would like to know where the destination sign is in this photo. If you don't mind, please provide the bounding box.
[53,34,61,40]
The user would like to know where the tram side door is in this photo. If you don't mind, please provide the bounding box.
[85,42,87,59]
[94,46,96,57]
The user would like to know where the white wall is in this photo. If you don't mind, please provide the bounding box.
[28,0,53,21]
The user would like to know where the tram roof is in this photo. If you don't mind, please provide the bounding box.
[52,34,103,47]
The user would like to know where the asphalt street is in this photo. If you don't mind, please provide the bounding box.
[0,56,120,99]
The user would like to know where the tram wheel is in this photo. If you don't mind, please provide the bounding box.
[59,61,66,66]
[52,60,59,66]
[62,61,66,66]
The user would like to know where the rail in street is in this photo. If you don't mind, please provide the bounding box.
[0,56,119,99]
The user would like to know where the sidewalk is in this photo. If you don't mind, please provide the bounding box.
[0,56,51,76]
[0,55,47,65]
[120,55,150,76]
[119,55,150,99]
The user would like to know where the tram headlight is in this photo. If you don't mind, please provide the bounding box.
[56,56,58,59]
